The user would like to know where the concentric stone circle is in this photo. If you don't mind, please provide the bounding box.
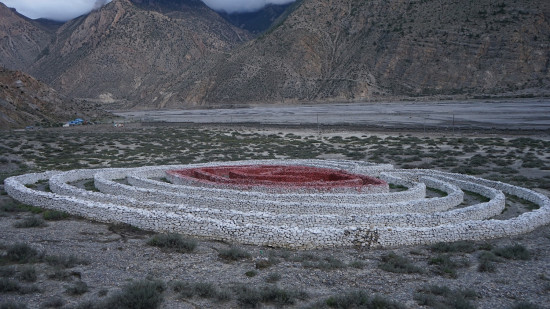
[4,159,550,249]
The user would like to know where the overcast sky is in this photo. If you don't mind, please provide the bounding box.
[0,0,296,21]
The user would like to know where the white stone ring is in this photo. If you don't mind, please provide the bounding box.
[5,160,550,249]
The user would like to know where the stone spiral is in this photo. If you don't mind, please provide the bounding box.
[4,159,550,249]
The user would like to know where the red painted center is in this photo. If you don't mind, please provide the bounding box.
[166,165,387,191]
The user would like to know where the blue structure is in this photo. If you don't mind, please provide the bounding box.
[68,118,84,126]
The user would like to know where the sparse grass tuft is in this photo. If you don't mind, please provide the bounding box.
[303,256,346,270]
[0,266,16,277]
[173,281,226,301]
[66,281,88,295]
[0,202,25,213]
[13,216,47,228]
[47,268,72,281]
[348,260,365,269]
[17,266,37,282]
[493,244,531,260]
[414,285,478,309]
[429,254,469,278]
[325,290,405,309]
[379,252,422,274]
[389,183,407,191]
[41,296,65,308]
[218,247,251,261]
[0,278,21,293]
[3,243,40,264]
[42,210,69,221]
[100,279,165,309]
[45,254,89,268]
[233,284,308,307]
[265,272,281,283]
[146,234,197,253]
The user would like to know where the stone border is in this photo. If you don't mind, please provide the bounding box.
[4,160,550,249]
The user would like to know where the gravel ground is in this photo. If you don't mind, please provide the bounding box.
[1,124,549,308]
[1,192,549,309]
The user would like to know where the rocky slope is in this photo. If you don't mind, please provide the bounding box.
[2,0,548,109]
[0,3,56,71]
[172,0,549,106]
[0,67,108,129]
[27,0,250,109]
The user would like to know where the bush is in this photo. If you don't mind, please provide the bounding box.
[173,281,222,300]
[478,251,499,273]
[45,254,89,268]
[47,268,72,281]
[13,216,47,228]
[245,270,257,277]
[414,285,478,309]
[0,202,24,213]
[477,257,496,273]
[493,244,531,260]
[4,243,40,264]
[0,302,28,309]
[348,260,365,269]
[0,278,21,293]
[66,281,89,295]
[100,279,165,309]
[265,272,281,283]
[303,256,346,270]
[218,247,251,261]
[42,210,69,221]
[17,266,37,282]
[379,252,422,274]
[260,286,308,306]
[326,290,404,309]
[41,296,65,308]
[0,266,16,277]
[233,284,308,307]
[429,254,469,278]
[147,234,197,253]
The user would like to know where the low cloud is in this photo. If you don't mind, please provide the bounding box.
[0,0,296,21]
[92,0,110,11]
[0,0,112,21]
[201,0,296,13]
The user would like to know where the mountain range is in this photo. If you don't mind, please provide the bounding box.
[0,0,549,115]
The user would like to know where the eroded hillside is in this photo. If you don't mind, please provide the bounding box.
[28,0,250,109]
[173,0,549,106]
[0,67,108,129]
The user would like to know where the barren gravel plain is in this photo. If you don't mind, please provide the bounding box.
[115,99,550,130]
[1,118,549,309]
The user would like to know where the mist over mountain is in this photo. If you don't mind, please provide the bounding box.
[219,3,292,34]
